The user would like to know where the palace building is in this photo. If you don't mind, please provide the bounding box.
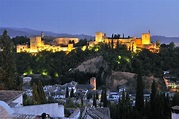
[16,31,159,53]
[17,33,79,53]
[89,31,159,52]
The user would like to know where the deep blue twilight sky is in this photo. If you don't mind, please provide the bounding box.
[0,0,179,37]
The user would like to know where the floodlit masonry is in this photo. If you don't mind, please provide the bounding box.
[17,33,79,53]
[16,31,159,53]
[88,31,159,52]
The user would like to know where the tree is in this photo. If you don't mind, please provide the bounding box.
[65,87,69,98]
[169,42,175,50]
[116,40,119,50]
[135,69,144,112]
[32,83,40,104]
[150,80,157,112]
[100,89,104,103]
[109,103,118,119]
[81,96,83,107]
[122,90,125,103]
[111,39,114,49]
[143,99,150,118]
[87,93,92,99]
[0,30,18,89]
[116,90,134,119]
[93,95,97,107]
[37,80,46,104]
[96,92,99,100]
[100,89,108,107]
[11,36,30,46]
[70,88,75,98]
[103,89,108,107]
[172,92,179,106]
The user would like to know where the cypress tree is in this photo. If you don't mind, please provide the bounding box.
[109,103,118,119]
[122,90,125,103]
[93,95,97,107]
[135,69,144,112]
[65,87,69,98]
[0,30,18,90]
[150,79,157,117]
[144,99,150,118]
[116,40,119,50]
[103,89,108,107]
[164,93,171,119]
[100,90,104,103]
[125,92,130,106]
[96,92,99,100]
[37,80,46,104]
[111,34,114,49]
[150,80,157,107]
[70,88,75,98]
[117,91,133,119]
[172,92,179,106]
[81,96,83,107]
[32,83,40,104]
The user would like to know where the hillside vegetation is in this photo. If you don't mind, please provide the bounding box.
[1,34,178,90]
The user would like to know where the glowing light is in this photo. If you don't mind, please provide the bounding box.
[94,48,99,52]
[55,72,59,77]
[81,46,86,51]
[124,57,130,63]
[42,70,48,75]
[88,47,93,50]
[132,55,134,58]
[23,72,28,75]
[23,69,33,75]
[117,61,120,64]
[29,69,33,74]
[118,55,121,59]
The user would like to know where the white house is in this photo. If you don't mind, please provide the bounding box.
[0,100,36,119]
[172,106,179,119]
[12,103,64,118]
[0,90,24,107]
[23,76,32,84]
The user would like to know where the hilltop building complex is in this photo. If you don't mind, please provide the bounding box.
[17,32,79,53]
[16,31,159,53]
[89,31,159,52]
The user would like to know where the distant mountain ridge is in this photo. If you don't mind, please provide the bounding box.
[151,35,179,44]
[0,27,178,44]
[0,27,94,40]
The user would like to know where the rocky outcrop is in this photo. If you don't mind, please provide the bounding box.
[107,71,166,91]
[73,56,109,73]
[73,56,111,85]
[72,56,166,91]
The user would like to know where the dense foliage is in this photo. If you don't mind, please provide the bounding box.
[13,38,179,87]
[24,80,46,105]
[1,33,179,89]
[0,30,18,90]
[1,32,179,118]
[109,72,173,119]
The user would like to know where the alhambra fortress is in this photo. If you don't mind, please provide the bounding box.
[17,31,159,53]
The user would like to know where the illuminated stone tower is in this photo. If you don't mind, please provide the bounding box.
[141,31,150,44]
[90,77,96,90]
[30,36,42,52]
[95,32,106,42]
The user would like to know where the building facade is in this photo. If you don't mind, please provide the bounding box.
[92,31,159,52]
[17,31,159,53]
[17,36,78,53]
[90,77,96,90]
